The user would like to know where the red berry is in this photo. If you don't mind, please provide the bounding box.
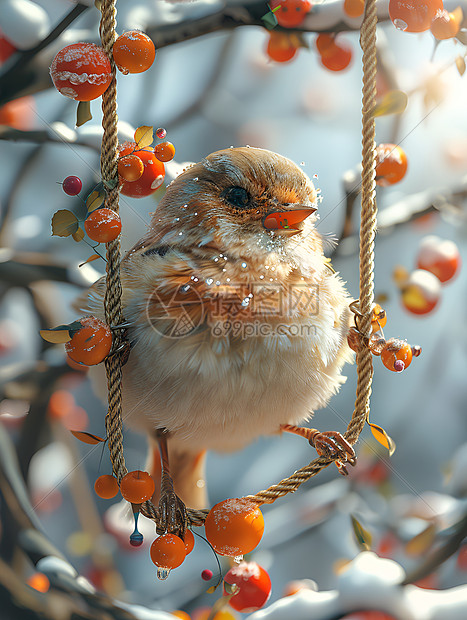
[50,43,112,101]
[270,0,312,28]
[120,470,155,504]
[84,208,122,243]
[201,569,213,581]
[319,41,352,72]
[416,236,460,283]
[224,562,272,613]
[389,0,443,32]
[156,127,166,139]
[150,533,186,569]
[62,175,82,196]
[118,142,165,198]
[113,31,156,74]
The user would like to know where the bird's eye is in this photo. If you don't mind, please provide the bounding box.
[222,186,251,209]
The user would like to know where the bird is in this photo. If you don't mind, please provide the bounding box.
[76,146,355,527]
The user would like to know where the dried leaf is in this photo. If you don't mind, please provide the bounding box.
[72,228,85,242]
[206,586,217,594]
[372,90,408,117]
[79,254,101,268]
[51,210,79,237]
[70,430,105,445]
[76,100,92,127]
[369,422,396,456]
[406,523,437,557]
[455,56,466,76]
[39,327,72,344]
[351,515,372,551]
[134,125,154,149]
[86,183,106,212]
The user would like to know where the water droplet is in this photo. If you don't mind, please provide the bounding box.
[194,212,198,216]
[248,293,253,298]
[175,217,180,222]
[241,262,247,269]
[313,174,319,179]
[300,161,305,166]
[193,177,199,182]
[129,532,143,547]
[222,268,227,272]
[157,567,171,580]
[224,256,228,261]
[219,253,223,257]
[182,204,188,209]
[156,127,167,139]
[180,284,190,292]
[226,277,231,282]
[206,278,213,285]
[259,275,264,280]
[241,298,250,307]
[393,18,408,31]
[193,277,199,282]
[216,280,221,286]
[214,257,219,262]
[234,555,243,564]
[179,232,183,236]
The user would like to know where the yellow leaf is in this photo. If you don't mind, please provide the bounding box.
[368,422,396,456]
[134,125,154,149]
[51,210,79,237]
[39,328,72,344]
[72,228,85,242]
[455,56,466,76]
[350,515,372,551]
[405,523,437,556]
[86,186,105,213]
[70,430,105,445]
[76,100,92,127]
[372,90,408,117]
[79,254,101,268]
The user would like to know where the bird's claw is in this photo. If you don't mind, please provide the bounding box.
[309,430,356,475]
[157,490,188,538]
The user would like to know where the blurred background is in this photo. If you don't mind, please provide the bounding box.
[1,0,467,618]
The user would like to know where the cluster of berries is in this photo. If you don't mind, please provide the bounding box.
[389,0,463,40]
[348,303,421,373]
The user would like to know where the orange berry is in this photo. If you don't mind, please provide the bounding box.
[430,8,461,39]
[344,0,365,18]
[266,32,299,63]
[192,609,237,620]
[150,533,186,569]
[65,317,112,366]
[381,339,413,372]
[50,43,111,101]
[47,389,75,420]
[0,96,35,130]
[204,498,264,557]
[315,33,337,57]
[371,303,387,332]
[120,470,155,504]
[401,269,441,315]
[416,236,461,283]
[154,141,176,163]
[27,572,50,593]
[270,0,312,28]
[171,612,191,620]
[118,141,165,198]
[389,0,443,32]
[94,474,119,499]
[321,45,352,71]
[184,528,195,554]
[113,31,155,74]
[84,208,122,243]
[118,154,144,182]
[375,143,408,186]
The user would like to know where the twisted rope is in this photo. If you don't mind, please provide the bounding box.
[99,0,127,484]
[99,0,378,526]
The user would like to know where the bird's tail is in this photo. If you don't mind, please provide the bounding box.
[147,439,208,510]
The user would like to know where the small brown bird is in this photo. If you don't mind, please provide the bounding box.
[78,146,355,520]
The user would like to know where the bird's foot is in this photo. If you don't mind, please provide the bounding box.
[308,430,356,476]
[157,489,188,538]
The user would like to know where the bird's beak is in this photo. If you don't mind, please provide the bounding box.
[262,207,317,233]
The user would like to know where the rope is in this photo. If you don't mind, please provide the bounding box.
[99,0,127,484]
[98,0,378,526]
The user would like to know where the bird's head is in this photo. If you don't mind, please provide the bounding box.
[138,147,322,266]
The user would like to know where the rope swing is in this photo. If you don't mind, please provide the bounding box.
[99,0,378,527]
